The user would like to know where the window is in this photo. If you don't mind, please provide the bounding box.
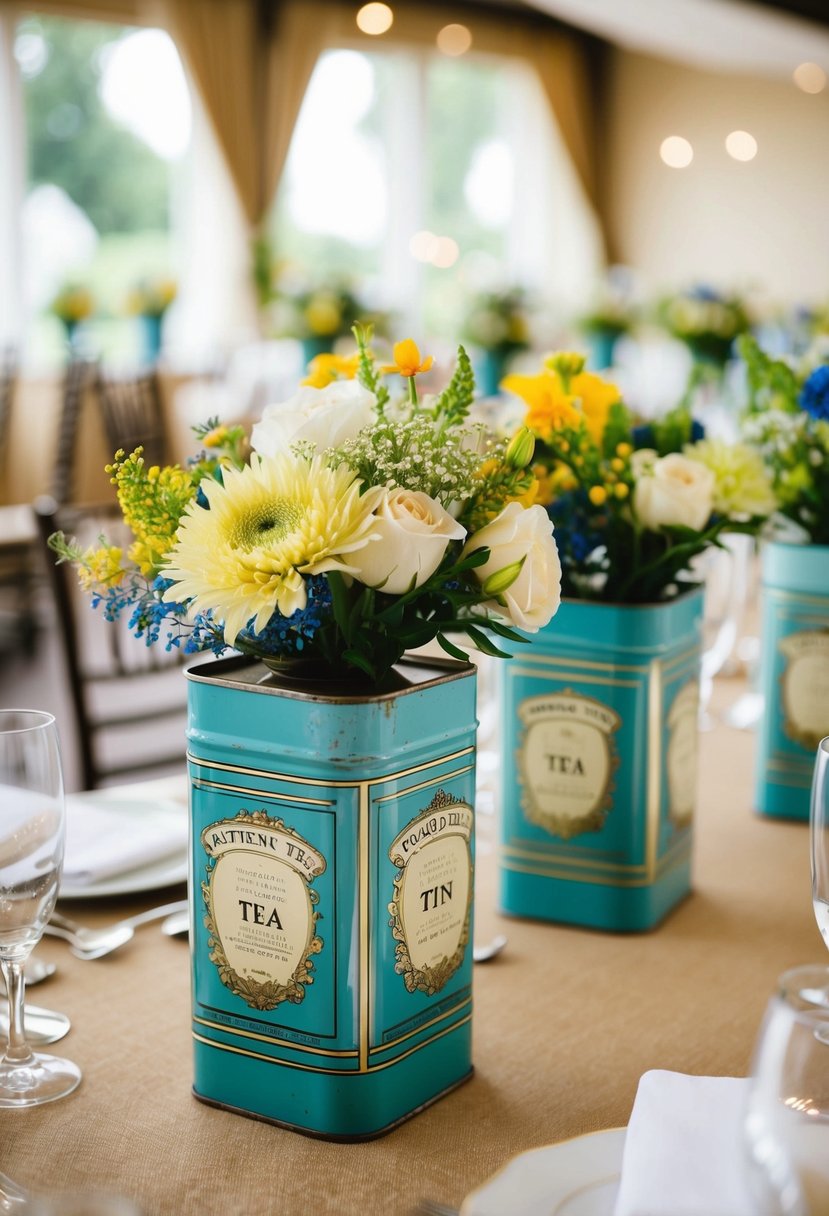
[271,44,576,344]
[14,13,190,366]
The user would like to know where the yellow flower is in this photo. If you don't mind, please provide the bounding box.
[304,295,342,335]
[302,353,360,389]
[163,453,381,645]
[501,372,580,440]
[203,425,229,449]
[570,371,621,442]
[588,485,608,507]
[77,545,124,592]
[382,339,434,378]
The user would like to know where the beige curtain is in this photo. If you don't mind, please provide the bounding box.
[10,0,604,242]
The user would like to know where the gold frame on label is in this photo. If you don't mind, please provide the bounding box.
[202,809,324,1013]
[776,622,829,752]
[513,682,622,841]
[665,675,700,830]
[388,789,473,997]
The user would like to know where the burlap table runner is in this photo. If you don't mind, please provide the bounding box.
[0,680,816,1215]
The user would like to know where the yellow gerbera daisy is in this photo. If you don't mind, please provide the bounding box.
[162,453,381,644]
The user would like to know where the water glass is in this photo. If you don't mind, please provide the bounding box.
[811,737,829,954]
[0,708,81,1106]
[744,965,829,1215]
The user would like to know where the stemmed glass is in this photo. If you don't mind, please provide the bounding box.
[810,737,829,967]
[0,709,81,1106]
[744,966,829,1215]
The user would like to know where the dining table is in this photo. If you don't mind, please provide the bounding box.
[0,673,819,1216]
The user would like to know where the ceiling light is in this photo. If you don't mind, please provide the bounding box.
[659,136,693,169]
[437,24,472,56]
[725,130,757,162]
[356,3,393,36]
[793,62,826,94]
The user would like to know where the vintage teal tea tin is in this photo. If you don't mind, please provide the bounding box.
[185,653,477,1140]
[755,541,829,821]
[499,591,703,932]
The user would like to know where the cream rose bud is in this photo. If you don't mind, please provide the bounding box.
[464,503,561,632]
[634,452,715,533]
[353,490,466,594]
[250,380,376,456]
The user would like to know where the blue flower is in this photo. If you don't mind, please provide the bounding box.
[799,364,829,421]
[235,575,333,659]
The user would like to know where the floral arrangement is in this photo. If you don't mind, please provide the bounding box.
[659,285,751,366]
[502,352,776,602]
[270,272,387,345]
[50,283,94,327]
[577,269,637,339]
[460,287,531,356]
[50,328,562,684]
[739,335,829,544]
[126,277,177,319]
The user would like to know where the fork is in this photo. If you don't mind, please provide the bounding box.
[44,900,188,959]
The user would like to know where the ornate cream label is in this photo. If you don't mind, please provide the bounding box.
[200,810,325,1011]
[780,630,829,750]
[666,680,699,828]
[388,790,473,997]
[517,691,620,839]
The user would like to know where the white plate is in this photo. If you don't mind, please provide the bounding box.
[461,1127,625,1216]
[59,793,189,899]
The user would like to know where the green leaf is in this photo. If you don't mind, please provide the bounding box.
[464,624,513,659]
[342,648,377,679]
[436,633,471,662]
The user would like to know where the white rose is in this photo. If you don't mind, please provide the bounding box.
[250,380,376,456]
[463,502,562,632]
[352,489,466,594]
[633,452,715,532]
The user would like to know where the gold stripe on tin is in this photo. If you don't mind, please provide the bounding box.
[661,644,702,675]
[187,746,475,790]
[508,666,640,690]
[374,766,474,805]
[766,772,811,789]
[193,1012,471,1075]
[511,651,651,674]
[501,842,651,876]
[767,587,829,610]
[370,996,472,1053]
[645,658,663,879]
[191,776,334,806]
[767,756,814,773]
[500,838,690,888]
[192,1016,358,1057]
[359,781,370,1073]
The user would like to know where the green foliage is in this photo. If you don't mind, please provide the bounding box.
[432,345,474,428]
[317,548,528,683]
[738,334,800,415]
[20,16,169,234]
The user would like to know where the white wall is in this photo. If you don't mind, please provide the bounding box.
[606,49,829,305]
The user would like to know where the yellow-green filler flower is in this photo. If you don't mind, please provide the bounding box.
[684,438,778,519]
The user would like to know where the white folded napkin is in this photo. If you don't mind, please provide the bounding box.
[63,795,188,885]
[613,1070,754,1216]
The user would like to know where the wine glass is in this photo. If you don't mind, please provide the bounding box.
[744,965,829,1215]
[0,709,81,1106]
[811,737,829,965]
